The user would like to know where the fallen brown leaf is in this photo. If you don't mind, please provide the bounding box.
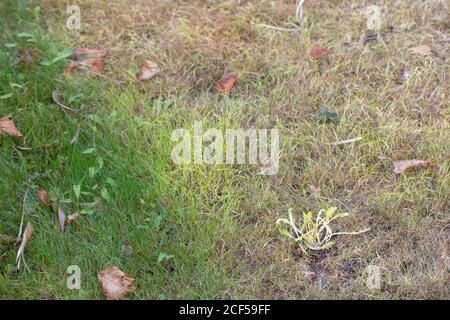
[77,58,104,74]
[72,47,110,61]
[137,59,161,81]
[65,47,110,77]
[37,188,49,206]
[64,59,103,76]
[310,43,333,59]
[215,74,237,95]
[98,266,136,300]
[67,211,79,222]
[0,117,23,138]
[410,45,432,56]
[393,160,439,174]
[58,205,66,231]
[16,222,33,270]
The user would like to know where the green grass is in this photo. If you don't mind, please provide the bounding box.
[1,0,449,299]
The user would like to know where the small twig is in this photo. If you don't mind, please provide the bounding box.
[328,137,363,146]
[16,222,33,271]
[295,0,304,25]
[16,146,32,151]
[253,23,299,32]
[16,183,30,243]
[52,90,76,113]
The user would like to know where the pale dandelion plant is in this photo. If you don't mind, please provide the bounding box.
[276,207,370,254]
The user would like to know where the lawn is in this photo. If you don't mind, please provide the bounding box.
[0,0,448,299]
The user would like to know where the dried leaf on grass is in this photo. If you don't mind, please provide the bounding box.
[137,59,161,81]
[64,47,110,77]
[64,59,104,76]
[0,117,23,138]
[58,205,66,231]
[410,45,432,56]
[310,43,333,59]
[37,188,49,206]
[72,48,110,60]
[393,160,439,174]
[77,58,104,73]
[16,222,33,271]
[215,74,237,95]
[98,266,136,300]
